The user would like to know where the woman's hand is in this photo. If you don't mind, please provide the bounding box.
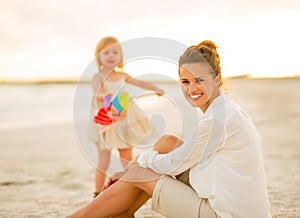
[102,171,126,191]
[132,155,140,164]
[101,161,137,191]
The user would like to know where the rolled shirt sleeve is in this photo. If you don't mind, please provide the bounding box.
[137,114,225,176]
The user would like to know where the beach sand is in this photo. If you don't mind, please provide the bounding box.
[0,78,299,217]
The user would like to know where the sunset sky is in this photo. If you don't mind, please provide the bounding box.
[1,0,300,81]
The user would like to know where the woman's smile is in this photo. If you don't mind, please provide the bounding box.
[188,93,203,100]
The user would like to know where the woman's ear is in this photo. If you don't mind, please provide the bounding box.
[216,74,222,86]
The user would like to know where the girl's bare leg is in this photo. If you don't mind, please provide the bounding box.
[95,146,111,194]
[69,165,159,218]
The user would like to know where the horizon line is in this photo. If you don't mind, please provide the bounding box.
[1,74,299,85]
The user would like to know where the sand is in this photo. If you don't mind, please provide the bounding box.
[0,78,299,217]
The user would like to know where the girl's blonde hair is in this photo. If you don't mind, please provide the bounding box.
[94,36,124,72]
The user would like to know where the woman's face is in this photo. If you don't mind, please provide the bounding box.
[179,62,221,112]
[99,43,122,70]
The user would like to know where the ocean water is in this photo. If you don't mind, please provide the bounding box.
[0,84,77,130]
[0,82,197,136]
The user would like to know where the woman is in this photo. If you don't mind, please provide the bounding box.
[69,40,271,218]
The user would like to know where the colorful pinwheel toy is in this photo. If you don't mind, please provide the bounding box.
[94,91,131,130]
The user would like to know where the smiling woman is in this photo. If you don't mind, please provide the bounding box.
[178,40,222,112]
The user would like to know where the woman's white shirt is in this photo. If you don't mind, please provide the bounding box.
[137,93,271,218]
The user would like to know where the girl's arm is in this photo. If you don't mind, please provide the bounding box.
[123,73,164,95]
[91,74,106,101]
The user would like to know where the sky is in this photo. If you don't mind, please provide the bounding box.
[1,0,300,81]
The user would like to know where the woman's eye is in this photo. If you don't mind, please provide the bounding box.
[181,80,190,85]
[196,78,204,83]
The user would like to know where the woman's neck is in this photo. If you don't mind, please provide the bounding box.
[200,89,221,113]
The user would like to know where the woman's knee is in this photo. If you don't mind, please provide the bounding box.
[123,165,158,196]
[153,134,183,154]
